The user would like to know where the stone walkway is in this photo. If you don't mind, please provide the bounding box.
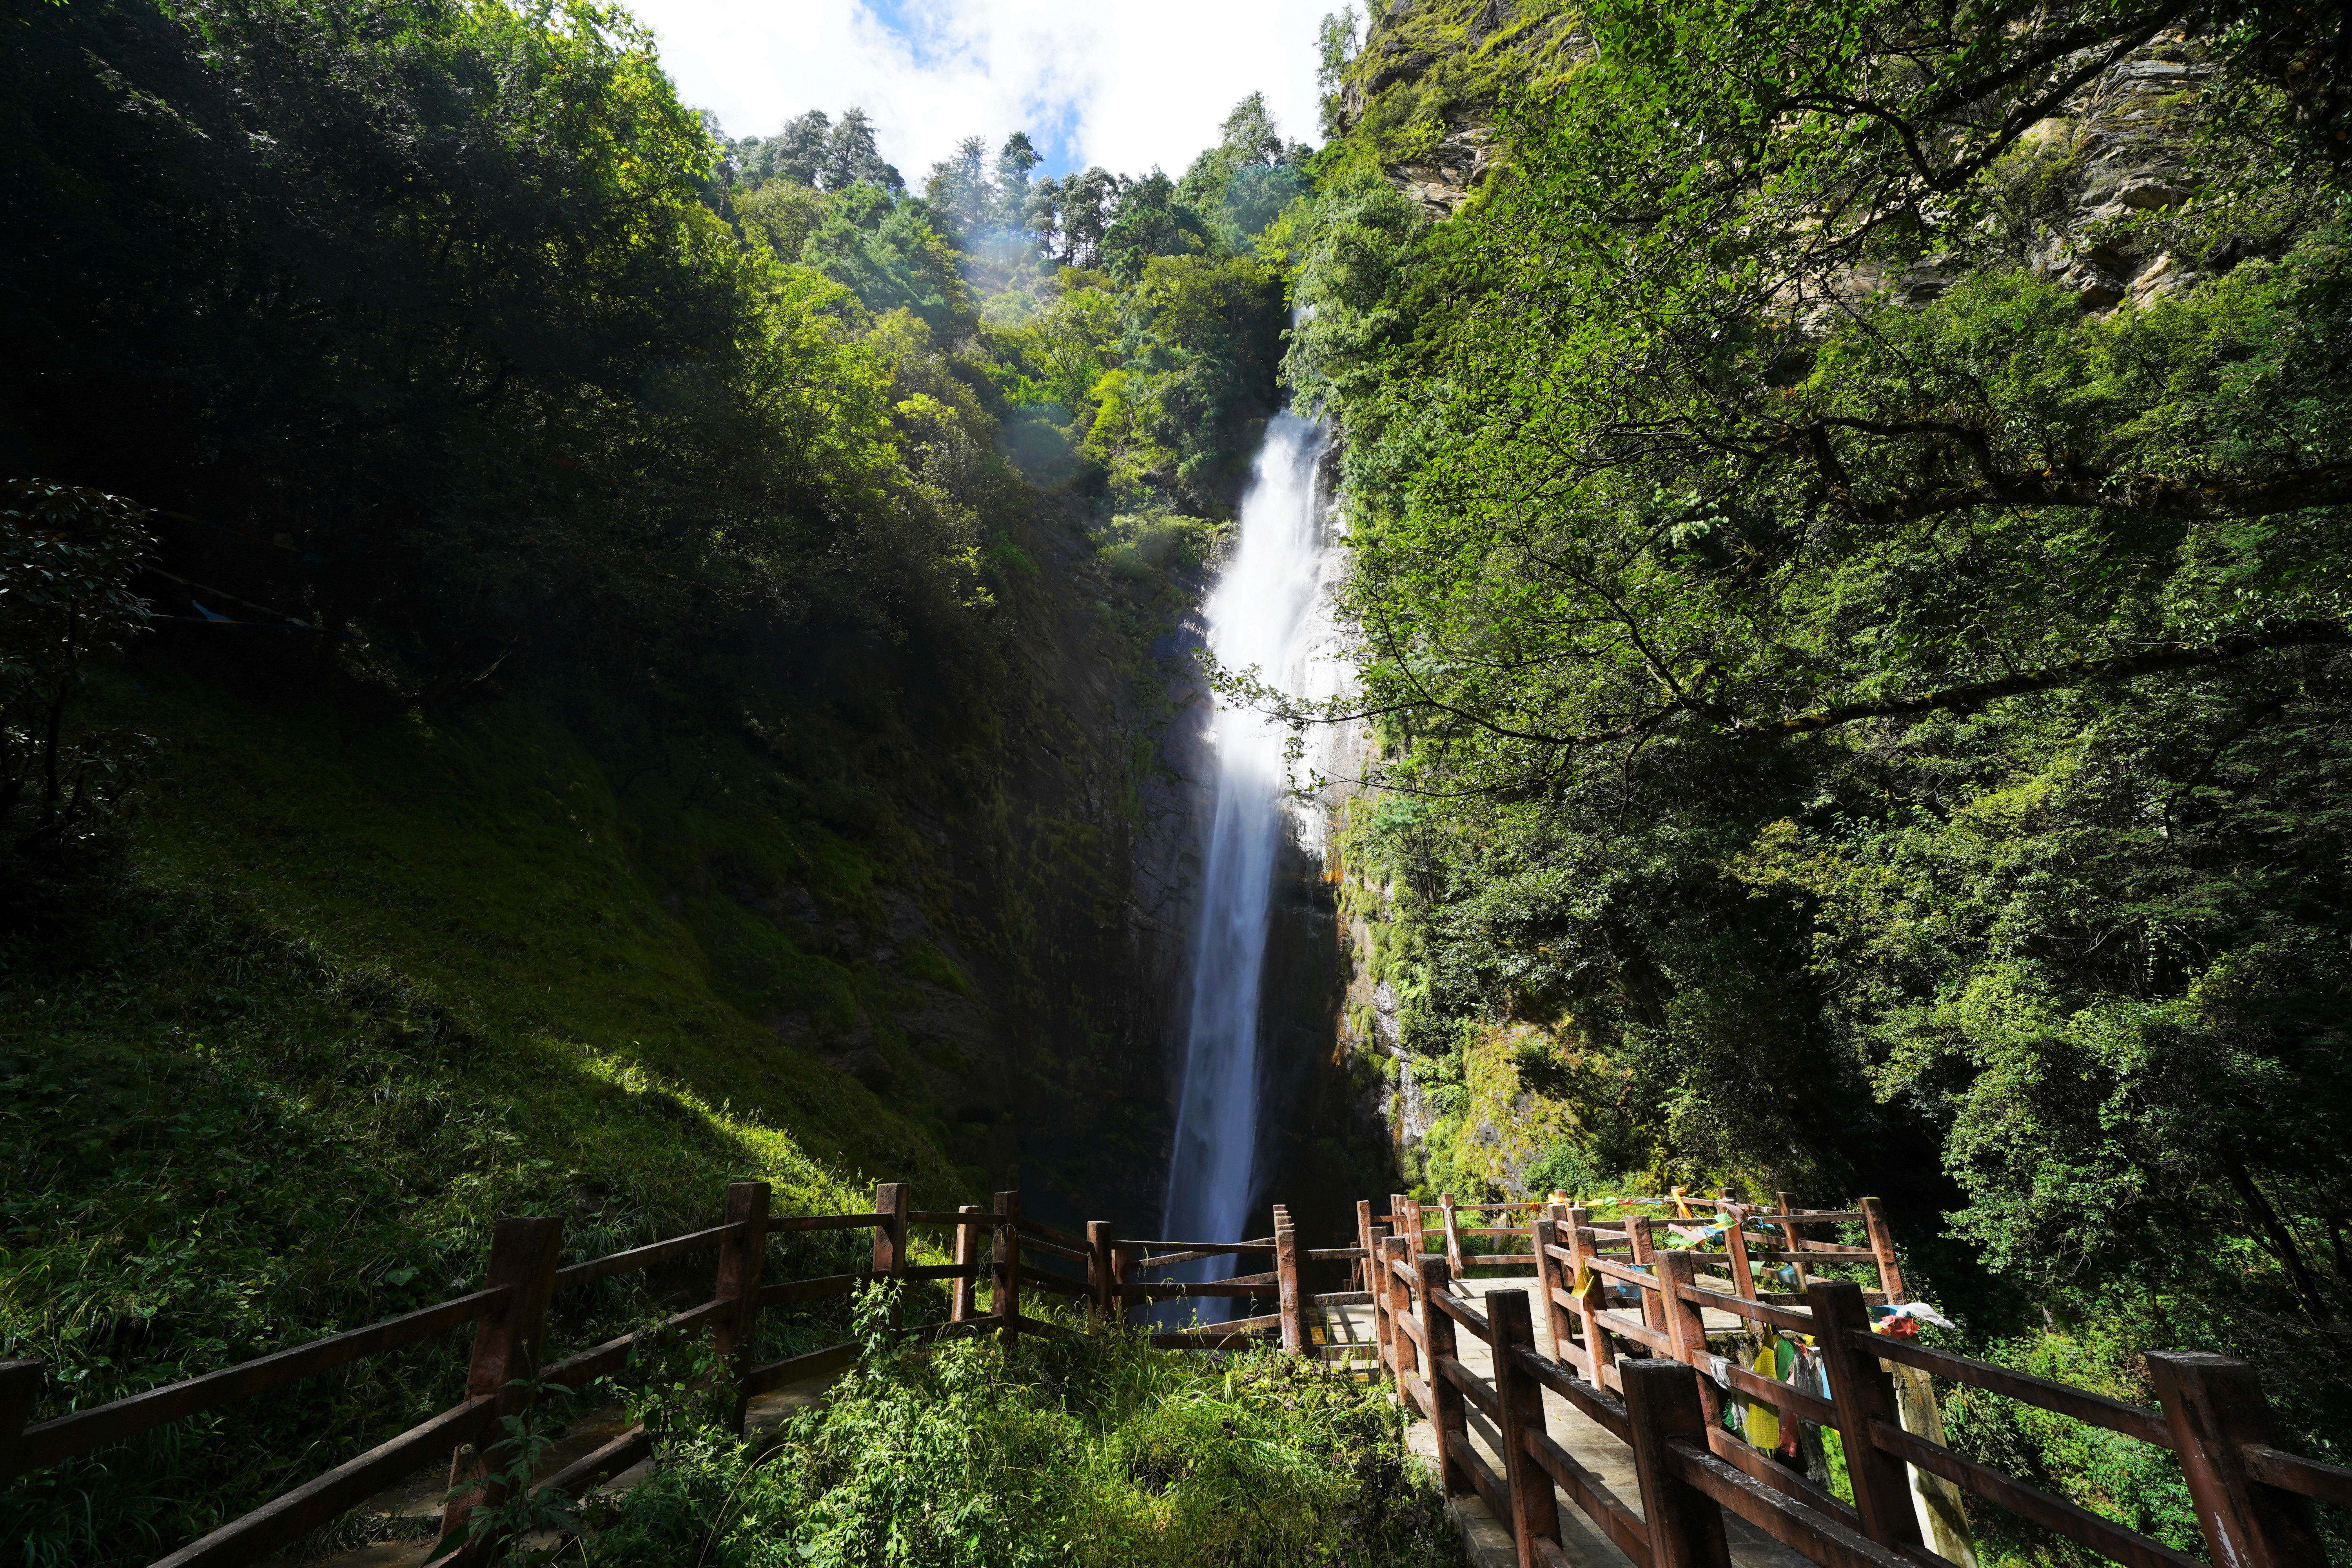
[1318,1270,1813,1568]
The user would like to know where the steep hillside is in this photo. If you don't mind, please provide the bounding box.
[0,0,1303,1554]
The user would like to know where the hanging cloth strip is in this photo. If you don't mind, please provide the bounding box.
[1744,1328,1783,1451]
[1870,1300,1957,1339]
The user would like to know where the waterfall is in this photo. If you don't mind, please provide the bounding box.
[1160,410,1337,1299]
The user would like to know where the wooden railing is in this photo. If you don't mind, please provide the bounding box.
[12,1181,2345,1568]
[0,1182,1368,1567]
[1361,1195,2352,1568]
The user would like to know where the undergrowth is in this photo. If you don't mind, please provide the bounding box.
[572,1286,1468,1567]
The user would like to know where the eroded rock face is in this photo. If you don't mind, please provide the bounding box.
[1391,127,1498,219]
[1348,4,2220,322]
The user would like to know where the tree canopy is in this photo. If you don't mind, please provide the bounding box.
[1279,0,2352,1488]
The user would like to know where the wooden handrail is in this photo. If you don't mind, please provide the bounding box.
[1019,1234,1089,1265]
[1523,1425,1652,1566]
[2241,1441,2352,1505]
[1429,1290,1493,1342]
[553,1221,740,1292]
[10,1287,506,1474]
[1444,1423,1513,1524]
[1016,1215,1089,1250]
[1507,1343,1632,1442]
[1583,1253,1654,1287]
[16,1178,2344,1568]
[1119,1281,1278,1301]
[1437,1354,1503,1420]
[1369,1217,2334,1568]
[1017,1268,1092,1300]
[768,1210,890,1232]
[1715,1356,1837,1426]
[149,1395,497,1568]
[1595,1309,1673,1354]
[1662,1436,1910,1568]
[1855,1330,2172,1448]
[1868,1416,2202,1568]
[1671,1279,1817,1334]
[532,1424,652,1503]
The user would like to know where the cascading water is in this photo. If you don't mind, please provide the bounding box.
[1160,410,1339,1305]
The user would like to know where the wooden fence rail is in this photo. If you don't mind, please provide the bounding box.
[8,1181,2347,1568]
[0,1180,1352,1567]
[1358,1194,2351,1568]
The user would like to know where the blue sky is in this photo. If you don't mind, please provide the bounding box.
[622,0,1333,183]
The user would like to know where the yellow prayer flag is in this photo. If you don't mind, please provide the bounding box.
[1572,1261,1593,1296]
[1746,1339,1781,1451]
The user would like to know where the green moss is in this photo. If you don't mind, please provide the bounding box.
[1331,0,1587,172]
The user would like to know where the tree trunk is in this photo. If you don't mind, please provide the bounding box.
[2222,1160,2332,1322]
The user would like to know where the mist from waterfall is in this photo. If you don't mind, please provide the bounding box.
[1160,410,1339,1299]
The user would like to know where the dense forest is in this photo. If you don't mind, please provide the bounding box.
[0,0,1323,1555]
[1277,0,2352,1557]
[7,0,2352,1561]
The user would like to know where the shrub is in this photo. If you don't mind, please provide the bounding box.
[0,479,153,869]
[582,1286,1467,1567]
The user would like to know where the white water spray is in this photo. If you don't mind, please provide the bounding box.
[1161,411,1341,1285]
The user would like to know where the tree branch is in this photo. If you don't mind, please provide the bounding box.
[1837,461,2352,526]
[1738,621,2348,737]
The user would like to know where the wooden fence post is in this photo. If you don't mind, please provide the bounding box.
[1718,1198,1758,1303]
[1087,1220,1112,1328]
[2147,1351,2324,1568]
[1570,1218,1618,1392]
[437,1216,564,1562]
[0,1359,42,1481]
[1420,1255,1471,1497]
[1355,1199,1376,1294]
[1807,1279,1923,1551]
[1620,1358,1732,1568]
[1111,1241,1135,1330]
[1367,1222,1394,1377]
[1775,1192,1810,1293]
[711,1180,771,1434]
[1400,1193,1426,1263]
[1274,1207,1305,1354]
[951,1204,981,1323]
[1858,1197,1904,1303]
[870,1181,908,1330]
[1440,1192,1465,1273]
[1654,1249,1722,1428]
[1534,1216,1573,1366]
[1628,1215,1663,1336]
[993,1191,1021,1347]
[1491,1290,1562,1566]
[1383,1236,1421,1406]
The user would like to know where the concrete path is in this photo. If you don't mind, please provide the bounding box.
[1318,1271,1813,1568]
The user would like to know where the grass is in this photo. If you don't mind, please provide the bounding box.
[0,661,980,1563]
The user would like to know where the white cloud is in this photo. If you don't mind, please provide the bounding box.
[621,0,1333,182]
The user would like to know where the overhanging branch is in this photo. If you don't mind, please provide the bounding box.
[1739,621,2348,737]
